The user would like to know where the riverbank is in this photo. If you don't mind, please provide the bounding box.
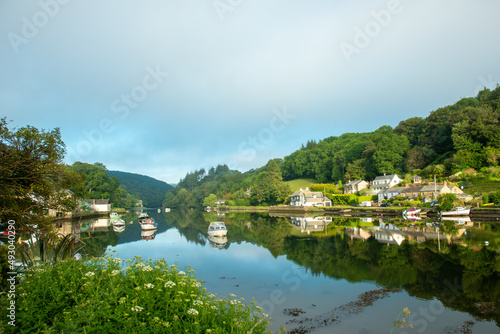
[219,205,500,220]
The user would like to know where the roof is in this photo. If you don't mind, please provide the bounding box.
[344,180,367,187]
[400,186,424,194]
[420,185,447,192]
[373,174,399,181]
[379,187,406,194]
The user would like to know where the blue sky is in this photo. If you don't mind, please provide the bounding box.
[1,0,499,184]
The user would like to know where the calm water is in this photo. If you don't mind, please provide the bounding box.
[70,209,499,333]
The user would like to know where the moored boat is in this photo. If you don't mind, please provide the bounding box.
[110,212,121,220]
[208,222,227,237]
[140,218,158,230]
[441,207,470,216]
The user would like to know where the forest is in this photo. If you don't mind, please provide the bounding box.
[163,86,500,208]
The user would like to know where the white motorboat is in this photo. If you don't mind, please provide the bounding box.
[110,212,121,220]
[208,222,227,237]
[441,207,470,216]
[140,218,158,230]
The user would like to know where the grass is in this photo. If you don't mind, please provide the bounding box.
[285,178,318,192]
[6,255,280,334]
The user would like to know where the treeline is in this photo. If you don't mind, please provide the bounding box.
[163,160,290,207]
[164,86,500,207]
[281,86,500,182]
[67,162,138,208]
[107,170,173,208]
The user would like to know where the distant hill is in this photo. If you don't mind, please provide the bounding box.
[107,171,173,208]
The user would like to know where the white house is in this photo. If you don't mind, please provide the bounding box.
[290,188,332,207]
[370,174,402,193]
[344,180,369,194]
[86,199,111,213]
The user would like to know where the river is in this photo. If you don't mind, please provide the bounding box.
[69,209,499,333]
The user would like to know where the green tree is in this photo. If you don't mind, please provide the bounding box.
[0,118,82,236]
[203,194,218,207]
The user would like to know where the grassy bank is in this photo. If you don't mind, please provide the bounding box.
[4,255,279,334]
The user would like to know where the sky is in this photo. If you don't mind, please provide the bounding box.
[1,0,499,184]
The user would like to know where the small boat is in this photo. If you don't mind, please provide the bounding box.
[140,218,158,230]
[208,222,227,237]
[165,208,171,212]
[403,207,421,217]
[110,212,121,220]
[441,207,470,216]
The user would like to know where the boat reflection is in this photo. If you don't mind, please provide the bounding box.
[141,229,157,241]
[208,234,227,248]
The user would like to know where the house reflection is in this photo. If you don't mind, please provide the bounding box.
[290,216,333,234]
[346,219,473,246]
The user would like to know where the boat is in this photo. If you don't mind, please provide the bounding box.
[165,208,171,212]
[110,212,121,220]
[140,218,158,230]
[208,222,227,237]
[403,207,421,217]
[440,207,470,216]
[112,219,125,226]
[138,213,149,219]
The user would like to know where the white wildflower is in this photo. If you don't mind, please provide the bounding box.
[85,272,95,277]
[187,308,199,316]
[144,283,155,289]
[164,281,176,288]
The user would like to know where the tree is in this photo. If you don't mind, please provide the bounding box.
[0,118,82,236]
[203,194,218,207]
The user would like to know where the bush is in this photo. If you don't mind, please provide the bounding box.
[9,255,276,334]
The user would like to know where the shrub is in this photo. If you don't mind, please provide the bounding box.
[10,255,276,334]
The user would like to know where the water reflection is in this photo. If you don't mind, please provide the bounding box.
[26,209,500,331]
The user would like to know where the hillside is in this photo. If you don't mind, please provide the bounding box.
[164,86,500,208]
[107,170,173,208]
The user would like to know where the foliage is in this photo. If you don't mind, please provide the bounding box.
[164,160,290,208]
[203,194,218,207]
[107,170,173,208]
[0,118,82,236]
[438,193,459,211]
[279,86,500,185]
[68,162,138,208]
[10,255,276,334]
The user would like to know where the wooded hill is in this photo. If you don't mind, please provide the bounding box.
[107,170,173,208]
[164,86,500,208]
